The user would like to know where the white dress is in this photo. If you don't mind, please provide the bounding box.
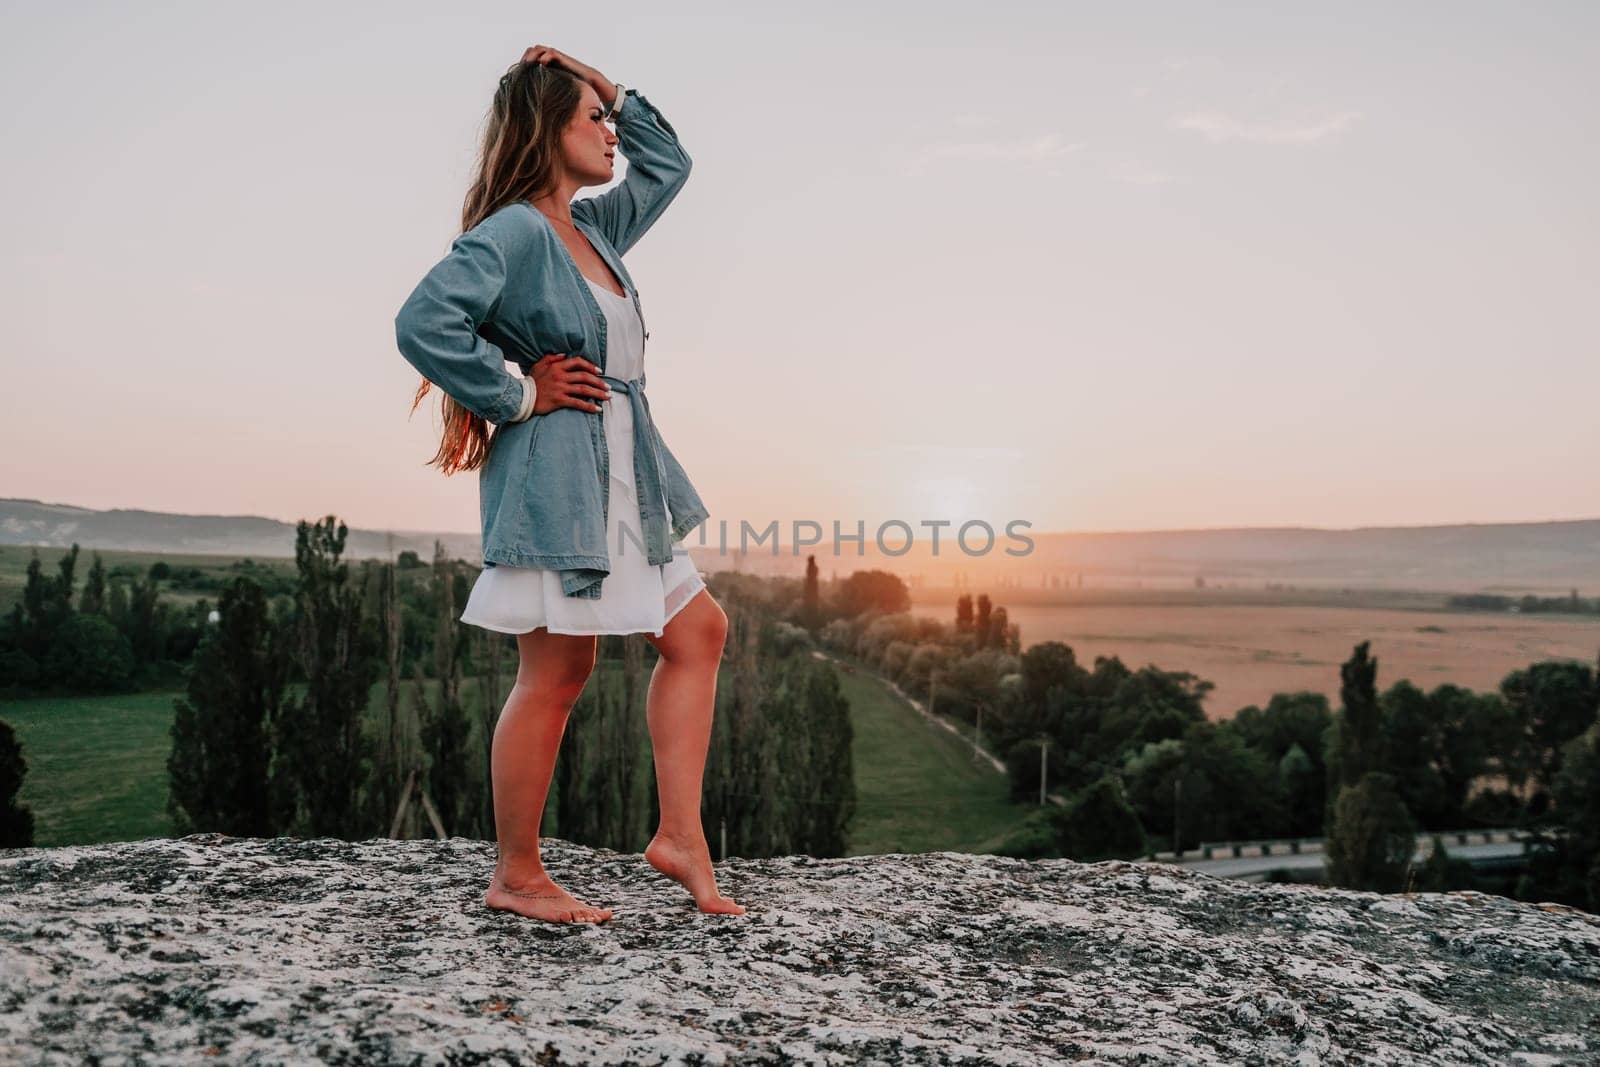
[458,275,706,638]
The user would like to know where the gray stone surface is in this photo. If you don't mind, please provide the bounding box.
[1,834,1597,1065]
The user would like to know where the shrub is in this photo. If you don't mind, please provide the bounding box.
[992,807,1060,860]
[1053,774,1147,861]
[0,649,39,689]
[41,613,135,692]
[1325,771,1416,892]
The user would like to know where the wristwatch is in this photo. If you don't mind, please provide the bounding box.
[606,82,626,120]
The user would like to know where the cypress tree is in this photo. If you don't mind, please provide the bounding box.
[272,517,381,838]
[167,576,288,836]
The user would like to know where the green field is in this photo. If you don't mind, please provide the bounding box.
[2,677,497,847]
[3,690,182,846]
[836,665,1031,856]
[3,658,1033,855]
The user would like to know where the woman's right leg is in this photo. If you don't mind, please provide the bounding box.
[483,626,613,923]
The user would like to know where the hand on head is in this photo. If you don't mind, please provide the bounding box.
[519,45,605,93]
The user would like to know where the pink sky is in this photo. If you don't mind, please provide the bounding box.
[3,2,1597,541]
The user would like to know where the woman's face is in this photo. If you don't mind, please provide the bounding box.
[558,84,619,188]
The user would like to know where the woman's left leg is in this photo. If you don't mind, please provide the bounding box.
[641,586,745,914]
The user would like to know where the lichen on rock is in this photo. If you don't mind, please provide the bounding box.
[1,834,1597,1064]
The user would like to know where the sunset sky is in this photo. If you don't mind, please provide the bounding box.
[3,2,1596,543]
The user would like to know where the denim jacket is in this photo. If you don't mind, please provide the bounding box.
[394,87,708,599]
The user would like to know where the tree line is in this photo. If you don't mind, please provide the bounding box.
[788,565,1600,912]
[1448,590,1600,616]
[0,544,219,693]
[0,523,856,859]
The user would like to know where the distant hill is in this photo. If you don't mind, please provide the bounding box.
[3,497,1599,592]
[0,497,478,565]
[962,518,1600,593]
[708,515,1600,594]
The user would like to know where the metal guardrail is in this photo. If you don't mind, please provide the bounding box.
[1148,827,1528,863]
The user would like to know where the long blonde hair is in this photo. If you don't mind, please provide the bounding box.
[412,60,586,475]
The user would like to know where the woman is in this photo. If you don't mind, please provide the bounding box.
[394,45,744,923]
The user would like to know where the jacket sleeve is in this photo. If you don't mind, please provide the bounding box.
[571,88,692,257]
[394,223,527,426]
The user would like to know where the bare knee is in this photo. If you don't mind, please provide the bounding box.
[699,601,729,657]
[657,597,728,666]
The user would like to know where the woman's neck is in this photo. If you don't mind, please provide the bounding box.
[527,184,580,229]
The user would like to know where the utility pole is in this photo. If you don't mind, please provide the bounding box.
[1039,738,1050,806]
[1173,776,1183,859]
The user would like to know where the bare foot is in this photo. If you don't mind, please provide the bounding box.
[484,871,614,924]
[644,833,747,914]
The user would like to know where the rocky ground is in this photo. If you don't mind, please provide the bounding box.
[1,834,1597,1065]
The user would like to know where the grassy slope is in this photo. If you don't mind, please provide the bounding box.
[4,691,180,846]
[837,666,1030,857]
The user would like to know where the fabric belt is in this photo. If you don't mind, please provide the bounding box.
[598,373,671,568]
